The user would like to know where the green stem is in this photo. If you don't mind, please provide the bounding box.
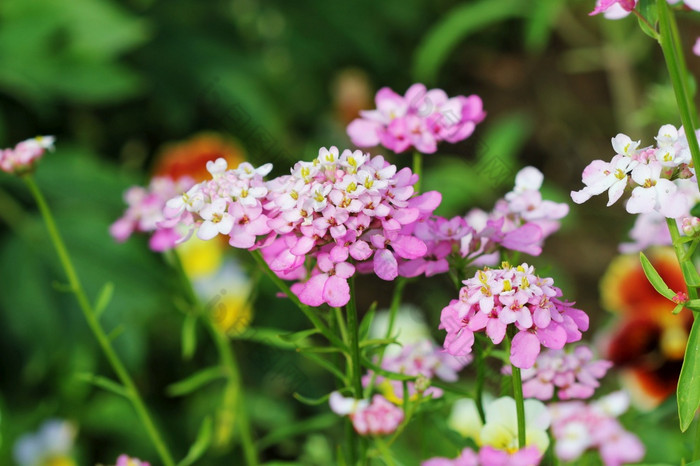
[473,336,487,425]
[412,151,423,193]
[207,320,258,465]
[249,250,347,350]
[169,251,259,465]
[346,276,366,464]
[23,175,175,466]
[667,219,700,301]
[506,329,526,449]
[366,277,407,396]
[657,0,700,192]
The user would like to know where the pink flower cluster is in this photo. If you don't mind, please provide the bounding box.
[550,391,645,465]
[362,339,470,401]
[329,392,404,436]
[517,345,612,400]
[422,446,542,466]
[440,262,589,369]
[347,83,485,154]
[111,176,195,251]
[571,127,699,220]
[0,136,54,175]
[399,167,569,278]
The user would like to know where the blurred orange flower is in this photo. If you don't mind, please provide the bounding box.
[152,133,246,182]
[600,247,692,409]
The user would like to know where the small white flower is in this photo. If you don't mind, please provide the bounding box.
[611,133,641,156]
[206,158,228,176]
[198,199,233,240]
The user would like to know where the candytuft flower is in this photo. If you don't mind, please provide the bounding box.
[114,455,151,466]
[0,136,55,175]
[347,83,485,153]
[439,262,589,369]
[571,125,698,220]
[329,392,404,435]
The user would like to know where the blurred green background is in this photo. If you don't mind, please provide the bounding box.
[2,0,700,464]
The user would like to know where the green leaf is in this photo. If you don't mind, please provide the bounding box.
[299,352,347,383]
[232,327,301,350]
[637,0,659,39]
[682,261,700,287]
[177,416,213,466]
[678,316,700,431]
[672,302,686,314]
[360,338,400,349]
[181,313,198,361]
[686,299,700,311]
[75,372,128,398]
[293,392,331,406]
[359,301,378,341]
[412,0,526,84]
[276,328,320,344]
[167,366,225,397]
[94,281,114,318]
[639,252,676,300]
[691,202,700,218]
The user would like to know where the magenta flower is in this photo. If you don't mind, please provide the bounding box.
[440,262,589,369]
[422,448,479,466]
[329,392,404,435]
[0,136,54,175]
[111,176,196,251]
[516,345,613,400]
[347,83,485,154]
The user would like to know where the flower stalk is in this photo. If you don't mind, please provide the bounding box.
[23,174,175,466]
[168,250,259,465]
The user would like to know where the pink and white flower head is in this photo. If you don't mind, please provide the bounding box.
[263,147,440,307]
[440,262,589,369]
[163,158,272,248]
[114,455,151,466]
[329,392,404,436]
[590,0,636,18]
[0,136,55,175]
[111,176,196,252]
[571,125,699,220]
[550,391,645,465]
[347,83,485,154]
[517,345,613,400]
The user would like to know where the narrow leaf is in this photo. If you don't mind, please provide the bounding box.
[256,414,337,450]
[682,261,700,287]
[678,316,700,431]
[167,366,225,397]
[107,324,125,342]
[359,301,378,340]
[277,328,319,343]
[691,202,700,218]
[299,352,347,382]
[637,0,659,38]
[177,416,213,466]
[181,313,198,360]
[685,299,700,311]
[293,392,331,406]
[76,373,128,398]
[94,282,115,318]
[639,252,676,299]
